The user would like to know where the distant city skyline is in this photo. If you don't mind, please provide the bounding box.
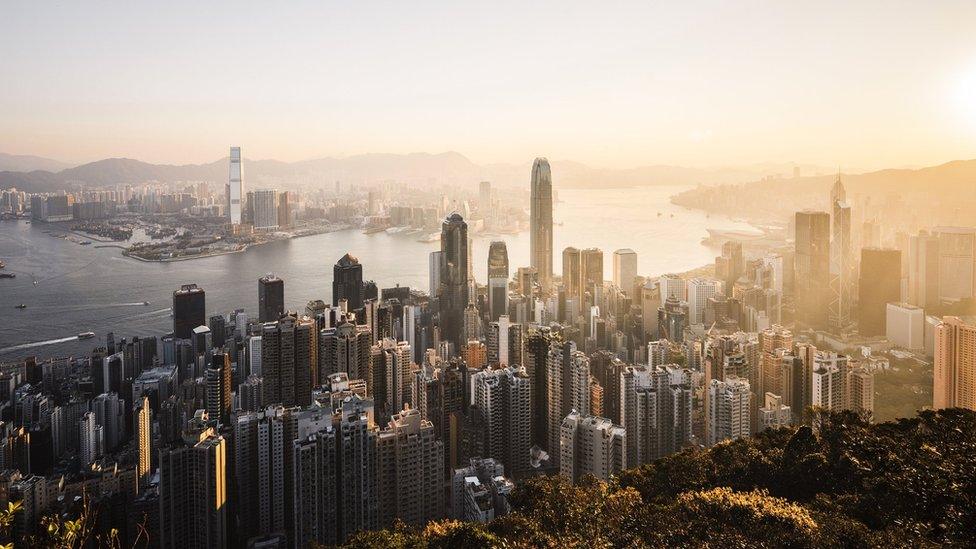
[2,2,976,169]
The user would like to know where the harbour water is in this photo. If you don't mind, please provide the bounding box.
[0,185,756,360]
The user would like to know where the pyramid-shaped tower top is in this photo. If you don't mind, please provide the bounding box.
[831,172,847,206]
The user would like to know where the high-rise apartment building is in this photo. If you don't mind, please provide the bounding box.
[794,210,831,329]
[934,316,976,410]
[488,241,509,321]
[228,146,243,225]
[261,315,317,407]
[333,253,364,311]
[172,284,206,340]
[612,248,638,296]
[159,413,227,549]
[205,352,233,425]
[619,364,692,465]
[486,315,522,368]
[319,321,372,381]
[135,395,151,487]
[369,338,413,420]
[530,158,553,290]
[375,407,444,528]
[258,274,285,323]
[558,411,625,483]
[471,366,532,477]
[707,376,751,446]
[545,340,590,463]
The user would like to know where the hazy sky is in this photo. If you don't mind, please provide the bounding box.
[2,1,976,170]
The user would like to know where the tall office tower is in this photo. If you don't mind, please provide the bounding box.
[277,191,291,228]
[463,303,481,342]
[758,393,792,431]
[135,395,151,486]
[463,340,487,371]
[612,248,638,296]
[258,274,285,323]
[658,295,688,341]
[488,241,510,321]
[829,175,854,330]
[228,146,243,225]
[908,230,940,308]
[78,411,102,467]
[205,352,233,425]
[428,251,443,297]
[252,189,280,230]
[794,210,831,330]
[707,376,751,446]
[580,248,604,300]
[208,314,227,348]
[247,335,262,377]
[934,227,976,304]
[658,273,686,309]
[333,253,364,311]
[471,366,532,477]
[172,284,206,340]
[486,315,522,368]
[376,407,444,528]
[530,158,554,290]
[319,321,372,381]
[619,364,693,465]
[686,278,720,325]
[886,302,925,350]
[558,411,626,483]
[91,392,124,453]
[261,315,317,407]
[160,416,227,549]
[479,180,492,211]
[715,241,745,290]
[524,327,558,447]
[545,340,591,463]
[369,338,413,420]
[439,213,469,348]
[858,248,902,336]
[934,316,976,410]
[562,246,582,305]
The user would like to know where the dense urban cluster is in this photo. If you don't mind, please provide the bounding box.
[0,154,973,549]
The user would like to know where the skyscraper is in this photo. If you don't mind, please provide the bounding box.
[439,213,469,349]
[261,315,317,407]
[258,274,285,323]
[933,227,976,304]
[471,366,532,477]
[135,395,151,487]
[172,284,206,340]
[619,364,692,465]
[319,321,372,382]
[369,338,413,420]
[375,407,444,528]
[934,316,976,411]
[545,340,591,463]
[562,247,582,306]
[794,210,831,329]
[558,411,626,483]
[530,158,553,290]
[228,146,243,226]
[252,189,279,230]
[908,230,940,308]
[686,278,721,326]
[829,175,854,330]
[205,352,233,425]
[333,253,364,311]
[612,248,638,296]
[488,241,509,321]
[857,247,902,337]
[707,376,751,446]
[580,248,604,303]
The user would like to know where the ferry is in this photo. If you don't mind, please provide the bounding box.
[15,304,27,310]
[77,332,96,340]
[0,273,14,279]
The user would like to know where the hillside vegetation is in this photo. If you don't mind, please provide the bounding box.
[341,409,976,548]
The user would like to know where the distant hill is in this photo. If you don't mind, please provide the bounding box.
[0,152,73,173]
[2,149,970,194]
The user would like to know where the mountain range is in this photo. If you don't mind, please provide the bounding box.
[0,151,839,193]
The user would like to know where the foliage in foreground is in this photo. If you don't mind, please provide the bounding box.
[341,408,976,548]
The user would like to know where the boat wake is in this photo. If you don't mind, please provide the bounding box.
[0,336,79,354]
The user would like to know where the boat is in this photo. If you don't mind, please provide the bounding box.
[15,304,26,309]
[0,273,14,279]
[80,241,92,245]
[705,227,766,241]
[417,232,440,243]
[0,260,5,268]
[77,331,95,339]
[143,301,151,306]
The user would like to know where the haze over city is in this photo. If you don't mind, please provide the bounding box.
[2,3,976,548]
[3,1,976,169]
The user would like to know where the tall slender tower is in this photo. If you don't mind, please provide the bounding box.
[487,241,509,321]
[439,213,469,349]
[229,147,243,226]
[530,158,553,291]
[829,174,853,330]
